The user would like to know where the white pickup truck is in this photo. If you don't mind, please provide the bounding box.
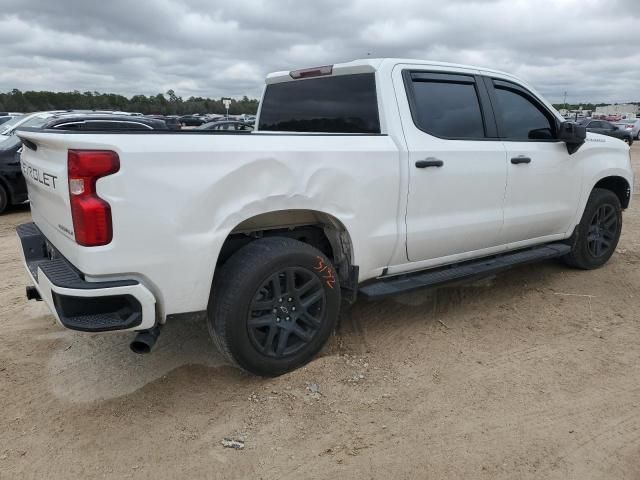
[17,58,633,376]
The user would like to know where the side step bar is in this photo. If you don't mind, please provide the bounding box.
[359,243,571,298]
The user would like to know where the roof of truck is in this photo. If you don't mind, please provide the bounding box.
[266,58,524,85]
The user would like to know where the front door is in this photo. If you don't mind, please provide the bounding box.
[485,78,584,244]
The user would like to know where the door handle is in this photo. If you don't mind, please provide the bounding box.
[415,158,444,168]
[511,156,532,165]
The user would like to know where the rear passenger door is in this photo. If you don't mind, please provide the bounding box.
[486,78,583,245]
[395,68,508,263]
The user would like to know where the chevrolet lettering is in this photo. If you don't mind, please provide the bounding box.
[21,161,57,190]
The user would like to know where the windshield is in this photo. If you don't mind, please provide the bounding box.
[0,115,24,133]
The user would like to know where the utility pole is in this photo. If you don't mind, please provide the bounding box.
[563,91,567,111]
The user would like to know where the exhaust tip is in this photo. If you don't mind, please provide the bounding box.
[130,340,152,354]
[129,326,161,355]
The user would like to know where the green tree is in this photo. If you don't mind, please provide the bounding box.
[0,89,260,116]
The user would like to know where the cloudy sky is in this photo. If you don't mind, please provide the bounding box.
[0,0,638,104]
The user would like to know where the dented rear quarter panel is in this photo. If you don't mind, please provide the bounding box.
[19,131,403,318]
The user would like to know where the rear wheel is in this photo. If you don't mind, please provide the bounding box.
[208,237,341,376]
[0,184,8,214]
[563,188,622,269]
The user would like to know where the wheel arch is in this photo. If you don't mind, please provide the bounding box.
[214,209,358,299]
[593,175,631,209]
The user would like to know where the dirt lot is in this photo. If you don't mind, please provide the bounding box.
[1,145,639,480]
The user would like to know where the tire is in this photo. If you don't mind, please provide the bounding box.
[563,188,622,269]
[208,237,341,376]
[0,183,8,214]
[636,130,640,141]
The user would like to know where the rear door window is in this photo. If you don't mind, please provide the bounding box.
[404,72,486,139]
[259,73,380,133]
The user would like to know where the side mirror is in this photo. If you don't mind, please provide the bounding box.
[558,121,586,154]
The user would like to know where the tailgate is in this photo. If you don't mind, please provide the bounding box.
[18,132,75,244]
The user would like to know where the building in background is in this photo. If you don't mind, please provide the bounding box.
[594,103,639,118]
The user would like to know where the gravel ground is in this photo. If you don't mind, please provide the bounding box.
[1,145,639,479]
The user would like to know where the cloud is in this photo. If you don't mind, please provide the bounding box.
[0,0,638,103]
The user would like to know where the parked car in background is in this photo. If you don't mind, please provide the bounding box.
[577,118,634,145]
[242,115,256,126]
[38,113,169,131]
[179,114,208,126]
[0,111,69,136]
[141,115,181,130]
[615,118,640,140]
[195,120,254,131]
[0,135,27,214]
[1,110,142,136]
[163,115,182,131]
[0,114,22,126]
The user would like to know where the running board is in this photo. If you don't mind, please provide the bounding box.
[359,243,571,298]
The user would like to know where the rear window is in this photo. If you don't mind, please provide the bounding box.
[258,73,380,133]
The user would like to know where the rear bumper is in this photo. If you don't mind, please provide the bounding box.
[17,222,156,332]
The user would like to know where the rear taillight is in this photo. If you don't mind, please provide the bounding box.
[67,150,120,246]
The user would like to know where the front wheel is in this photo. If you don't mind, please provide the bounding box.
[208,237,341,376]
[563,188,622,269]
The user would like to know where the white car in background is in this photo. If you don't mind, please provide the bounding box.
[0,111,68,136]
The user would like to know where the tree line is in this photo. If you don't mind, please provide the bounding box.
[0,89,259,116]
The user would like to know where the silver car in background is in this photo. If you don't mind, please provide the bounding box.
[615,118,640,140]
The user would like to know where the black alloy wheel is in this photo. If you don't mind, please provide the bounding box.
[587,204,618,258]
[208,237,341,376]
[247,267,326,358]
